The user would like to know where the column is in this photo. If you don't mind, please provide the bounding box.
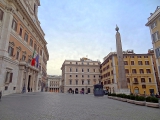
[16,66,25,93]
[0,6,14,56]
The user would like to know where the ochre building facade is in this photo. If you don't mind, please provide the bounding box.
[101,50,158,95]
[0,0,49,95]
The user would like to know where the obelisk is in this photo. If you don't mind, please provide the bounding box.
[115,25,129,94]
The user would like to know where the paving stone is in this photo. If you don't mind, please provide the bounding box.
[0,92,160,120]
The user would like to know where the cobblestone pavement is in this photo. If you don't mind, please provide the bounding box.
[0,92,160,120]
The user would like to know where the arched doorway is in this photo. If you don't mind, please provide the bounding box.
[69,88,72,93]
[75,88,78,94]
[81,88,84,94]
[134,87,139,94]
[87,88,90,93]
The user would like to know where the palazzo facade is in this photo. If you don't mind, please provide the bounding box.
[61,57,101,94]
[0,0,49,95]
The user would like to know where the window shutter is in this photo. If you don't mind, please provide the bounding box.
[152,34,155,42]
[158,66,160,73]
[12,48,14,56]
[10,73,13,83]
[155,48,159,58]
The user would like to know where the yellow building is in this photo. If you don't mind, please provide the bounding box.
[146,6,160,94]
[101,50,158,95]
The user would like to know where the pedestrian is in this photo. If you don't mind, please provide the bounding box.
[0,91,2,101]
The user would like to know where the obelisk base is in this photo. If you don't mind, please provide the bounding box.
[116,89,130,95]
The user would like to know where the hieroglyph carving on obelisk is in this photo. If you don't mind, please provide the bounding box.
[115,25,128,89]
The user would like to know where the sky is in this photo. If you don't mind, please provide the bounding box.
[38,0,160,75]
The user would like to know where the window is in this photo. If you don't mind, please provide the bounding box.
[124,61,128,65]
[93,69,95,72]
[16,51,19,60]
[70,68,72,72]
[70,75,72,77]
[40,50,42,56]
[138,61,143,65]
[139,69,144,74]
[76,75,78,77]
[127,78,130,83]
[76,62,77,64]
[88,69,89,72]
[125,69,129,74]
[88,80,90,85]
[34,4,37,14]
[144,56,148,58]
[130,56,134,58]
[76,80,78,85]
[88,75,89,78]
[69,80,72,85]
[111,70,113,74]
[145,61,149,65]
[151,21,157,29]
[142,85,146,89]
[112,79,114,83]
[8,46,14,56]
[34,44,37,50]
[0,9,4,20]
[141,78,145,83]
[13,87,16,90]
[152,31,159,42]
[82,80,84,85]
[29,39,33,47]
[82,75,84,78]
[137,56,141,58]
[155,47,160,58]
[134,78,138,83]
[146,69,151,73]
[149,78,151,82]
[28,59,31,64]
[37,47,39,53]
[131,61,134,65]
[132,69,137,73]
[82,69,83,72]
[94,75,95,78]
[24,33,28,42]
[19,27,23,36]
[11,19,17,31]
[5,86,8,90]
[22,55,26,61]
[5,72,13,83]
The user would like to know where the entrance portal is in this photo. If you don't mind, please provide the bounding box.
[87,88,90,93]
[75,88,78,94]
[27,75,31,92]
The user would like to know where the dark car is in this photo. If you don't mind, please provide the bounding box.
[103,90,108,95]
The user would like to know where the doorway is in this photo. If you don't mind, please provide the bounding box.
[27,75,31,92]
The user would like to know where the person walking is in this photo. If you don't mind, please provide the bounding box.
[0,91,2,101]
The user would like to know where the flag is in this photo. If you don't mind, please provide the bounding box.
[35,54,39,68]
[31,50,36,66]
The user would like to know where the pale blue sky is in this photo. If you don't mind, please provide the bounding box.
[38,0,160,75]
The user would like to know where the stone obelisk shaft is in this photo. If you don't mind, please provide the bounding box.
[115,27,128,89]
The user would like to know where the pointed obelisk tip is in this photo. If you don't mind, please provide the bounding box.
[115,25,119,32]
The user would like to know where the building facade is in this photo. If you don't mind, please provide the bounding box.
[101,50,158,95]
[0,0,49,95]
[47,75,61,93]
[146,6,160,94]
[61,57,101,94]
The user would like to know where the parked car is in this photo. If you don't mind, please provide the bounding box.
[103,90,108,95]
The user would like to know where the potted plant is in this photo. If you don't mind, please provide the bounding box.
[146,96,159,108]
[134,96,145,106]
[127,95,135,104]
